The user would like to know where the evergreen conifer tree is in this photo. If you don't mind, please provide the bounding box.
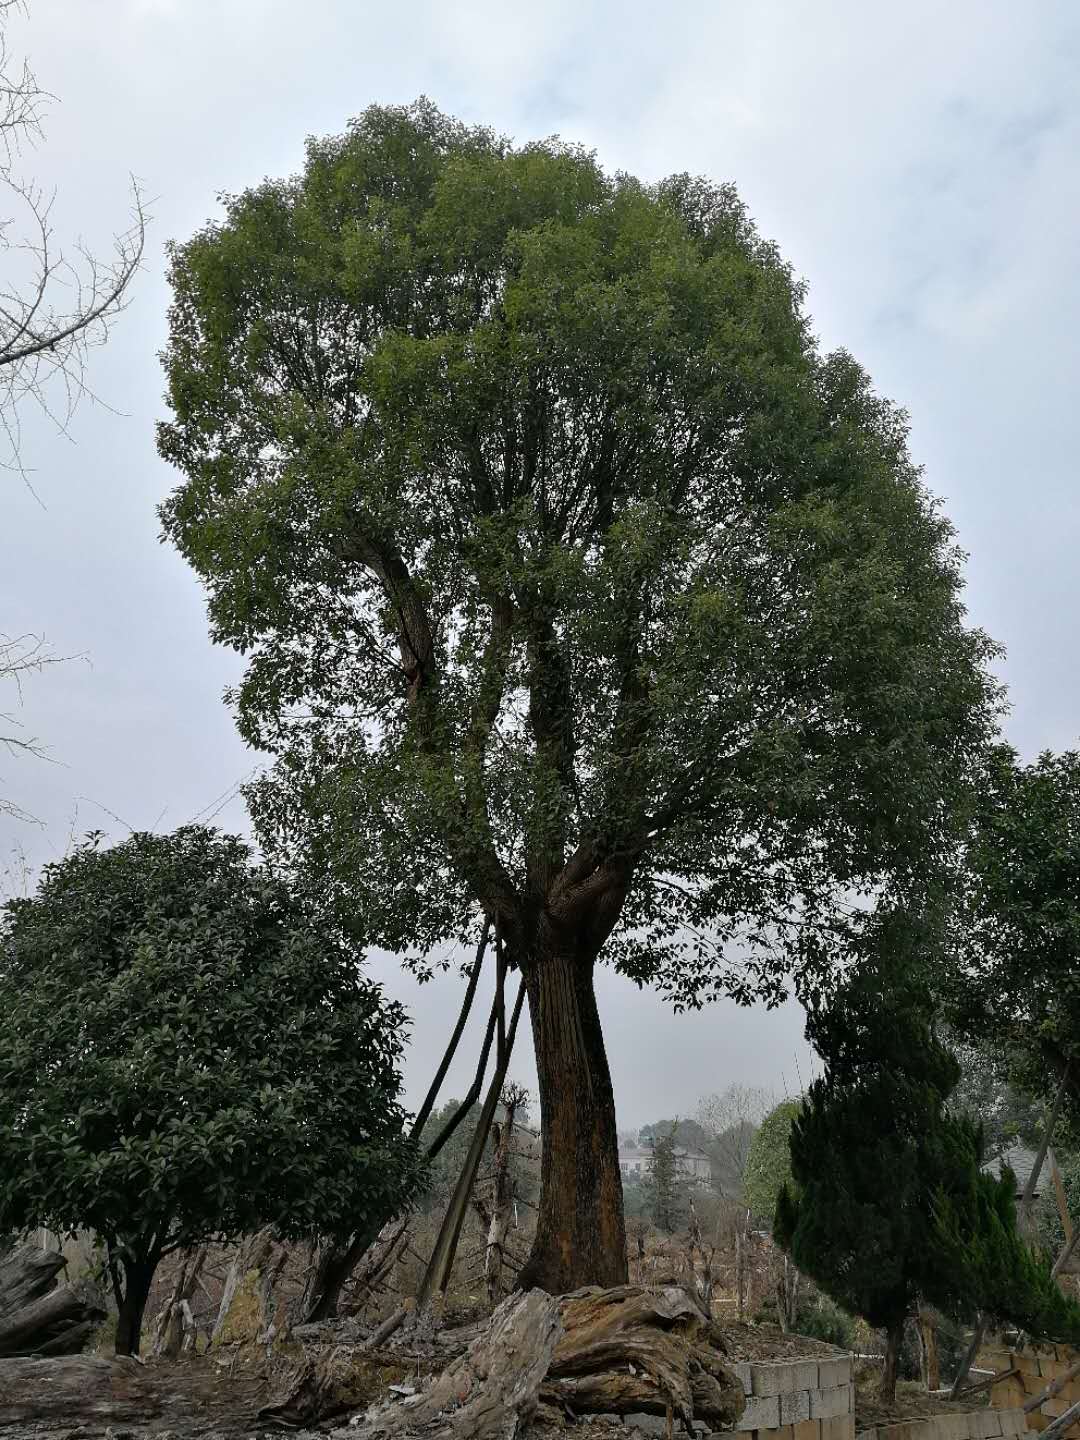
[643,1131,686,1233]
[776,908,1080,1401]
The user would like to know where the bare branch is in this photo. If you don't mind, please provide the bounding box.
[0,4,148,475]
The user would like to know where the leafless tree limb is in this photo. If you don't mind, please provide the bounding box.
[0,631,80,821]
[0,2,147,478]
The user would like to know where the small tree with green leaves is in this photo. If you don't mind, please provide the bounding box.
[745,1099,800,1224]
[0,827,420,1355]
[777,909,1080,1402]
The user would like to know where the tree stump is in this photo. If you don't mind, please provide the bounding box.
[542,1284,745,1429]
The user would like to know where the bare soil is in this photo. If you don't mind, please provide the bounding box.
[721,1319,849,1361]
[854,1371,989,1431]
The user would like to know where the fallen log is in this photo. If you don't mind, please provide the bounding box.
[0,1354,150,1426]
[0,1244,106,1358]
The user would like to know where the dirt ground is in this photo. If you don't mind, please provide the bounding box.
[722,1319,848,1361]
[854,1369,990,1431]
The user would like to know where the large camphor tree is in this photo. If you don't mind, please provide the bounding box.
[158,101,998,1293]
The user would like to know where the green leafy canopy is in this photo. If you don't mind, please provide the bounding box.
[158,99,999,1006]
[0,827,421,1261]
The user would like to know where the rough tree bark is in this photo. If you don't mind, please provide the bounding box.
[919,1307,940,1391]
[212,1227,286,1346]
[113,1252,157,1357]
[517,942,627,1294]
[347,1284,744,1438]
[0,1355,149,1427]
[0,1243,105,1357]
[881,1317,904,1404]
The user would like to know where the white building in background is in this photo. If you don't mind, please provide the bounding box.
[618,1141,712,1185]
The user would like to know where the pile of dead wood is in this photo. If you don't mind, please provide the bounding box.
[0,1242,105,1358]
[348,1283,745,1438]
[0,1282,746,1437]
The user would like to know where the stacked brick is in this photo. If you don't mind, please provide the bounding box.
[987,1344,1080,1438]
[728,1352,855,1440]
[857,1408,1028,1440]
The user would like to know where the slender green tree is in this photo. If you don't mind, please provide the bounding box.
[744,1098,801,1224]
[158,101,998,1292]
[777,910,1080,1402]
[642,1131,687,1233]
[0,827,420,1355]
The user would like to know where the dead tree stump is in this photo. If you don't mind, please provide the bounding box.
[348,1288,562,1438]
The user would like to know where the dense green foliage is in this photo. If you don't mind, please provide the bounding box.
[777,910,1080,1396]
[947,1032,1044,1159]
[955,746,1080,1130]
[158,98,997,1005]
[0,827,419,1351]
[642,1132,687,1232]
[744,1098,801,1222]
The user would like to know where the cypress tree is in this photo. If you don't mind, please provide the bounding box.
[643,1131,686,1233]
[776,908,1080,1402]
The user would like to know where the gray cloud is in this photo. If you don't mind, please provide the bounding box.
[3,0,1077,1122]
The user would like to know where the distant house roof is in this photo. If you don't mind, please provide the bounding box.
[983,1144,1046,1197]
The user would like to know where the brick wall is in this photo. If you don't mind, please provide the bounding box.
[858,1407,1028,1440]
[986,1344,1080,1438]
[726,1351,855,1440]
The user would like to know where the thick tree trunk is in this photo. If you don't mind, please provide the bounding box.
[881,1317,904,1404]
[518,944,627,1294]
[114,1257,156,1357]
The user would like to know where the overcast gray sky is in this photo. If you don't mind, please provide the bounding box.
[1,0,1077,1128]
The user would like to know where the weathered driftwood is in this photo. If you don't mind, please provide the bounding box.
[0,1243,106,1358]
[0,1351,272,1430]
[541,1284,744,1430]
[349,1288,562,1439]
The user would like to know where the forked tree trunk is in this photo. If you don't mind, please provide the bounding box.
[517,944,627,1294]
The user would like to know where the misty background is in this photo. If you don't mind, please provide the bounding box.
[2,0,1077,1126]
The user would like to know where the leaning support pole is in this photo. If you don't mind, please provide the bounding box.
[415,971,527,1314]
[950,1314,986,1399]
[409,921,490,1142]
[300,923,492,1323]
